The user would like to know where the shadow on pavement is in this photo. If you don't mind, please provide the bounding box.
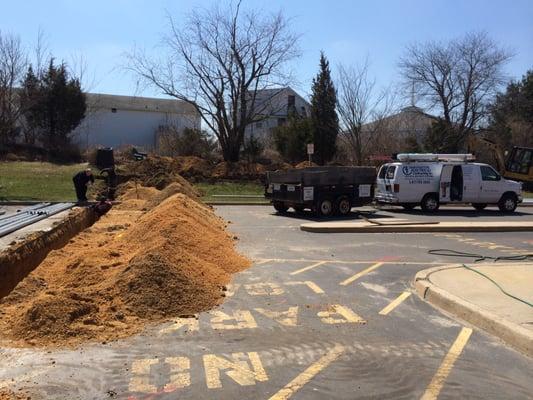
[386,209,531,218]
[271,209,396,222]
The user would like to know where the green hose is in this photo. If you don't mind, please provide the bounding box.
[461,264,533,308]
[427,249,533,308]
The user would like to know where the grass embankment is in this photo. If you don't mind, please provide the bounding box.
[195,181,268,204]
[0,162,86,201]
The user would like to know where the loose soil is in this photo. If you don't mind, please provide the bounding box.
[0,389,29,400]
[116,154,285,184]
[295,161,318,169]
[0,184,249,347]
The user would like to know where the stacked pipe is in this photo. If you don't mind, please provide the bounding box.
[0,203,75,238]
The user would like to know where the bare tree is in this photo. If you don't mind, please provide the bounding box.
[399,31,512,152]
[126,1,300,161]
[0,31,27,145]
[336,61,395,165]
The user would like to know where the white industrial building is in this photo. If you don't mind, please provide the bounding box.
[72,93,201,151]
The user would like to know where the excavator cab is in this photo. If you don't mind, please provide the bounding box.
[468,135,533,191]
[505,147,533,189]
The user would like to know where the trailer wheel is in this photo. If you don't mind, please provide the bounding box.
[421,194,439,212]
[317,198,334,217]
[273,201,288,213]
[472,203,487,211]
[336,196,351,216]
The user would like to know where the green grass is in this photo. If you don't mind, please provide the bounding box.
[0,161,87,201]
[195,181,268,204]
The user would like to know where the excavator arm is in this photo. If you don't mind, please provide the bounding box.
[467,135,507,175]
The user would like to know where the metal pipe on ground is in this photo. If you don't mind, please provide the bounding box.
[0,203,75,238]
[0,203,50,223]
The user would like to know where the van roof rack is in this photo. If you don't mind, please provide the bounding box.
[396,153,476,162]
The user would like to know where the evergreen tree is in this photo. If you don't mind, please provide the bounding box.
[273,115,313,163]
[310,52,339,164]
[21,59,86,154]
[19,66,41,145]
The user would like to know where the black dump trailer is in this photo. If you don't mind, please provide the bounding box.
[265,166,377,217]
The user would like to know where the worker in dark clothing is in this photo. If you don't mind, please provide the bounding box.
[73,169,94,203]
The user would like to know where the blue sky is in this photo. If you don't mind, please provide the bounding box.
[2,0,532,101]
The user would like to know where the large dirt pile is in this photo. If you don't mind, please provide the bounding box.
[114,153,295,187]
[212,161,267,180]
[117,155,214,186]
[0,193,249,347]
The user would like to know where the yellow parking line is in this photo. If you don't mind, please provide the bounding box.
[339,262,384,286]
[290,261,326,276]
[421,327,473,400]
[255,258,446,266]
[378,292,411,315]
[269,344,345,400]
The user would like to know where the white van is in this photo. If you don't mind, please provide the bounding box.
[375,154,523,212]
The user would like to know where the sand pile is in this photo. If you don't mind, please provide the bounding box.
[0,193,249,347]
[115,178,201,211]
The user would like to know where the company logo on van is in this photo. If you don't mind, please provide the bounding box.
[402,166,433,177]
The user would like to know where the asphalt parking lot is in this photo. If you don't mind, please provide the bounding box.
[1,205,532,399]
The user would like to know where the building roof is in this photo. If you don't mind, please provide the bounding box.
[86,93,198,115]
[249,86,310,117]
[362,106,436,135]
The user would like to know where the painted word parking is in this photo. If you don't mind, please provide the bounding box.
[125,257,474,399]
[128,272,365,397]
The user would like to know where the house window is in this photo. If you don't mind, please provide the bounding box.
[256,122,263,128]
[277,118,286,126]
[288,95,295,107]
[111,108,117,113]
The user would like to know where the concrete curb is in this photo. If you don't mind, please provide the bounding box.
[300,221,533,233]
[414,265,533,358]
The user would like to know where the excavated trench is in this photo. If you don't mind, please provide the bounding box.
[0,207,97,299]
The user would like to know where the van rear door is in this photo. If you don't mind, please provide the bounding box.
[376,164,388,192]
[439,164,454,202]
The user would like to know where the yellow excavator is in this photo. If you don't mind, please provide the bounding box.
[468,135,533,190]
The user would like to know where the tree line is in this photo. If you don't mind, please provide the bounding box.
[130,2,530,165]
[0,31,86,161]
[1,1,531,165]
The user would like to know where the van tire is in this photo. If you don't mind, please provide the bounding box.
[273,201,288,213]
[421,194,439,212]
[498,193,517,213]
[316,198,334,217]
[472,203,487,211]
[401,204,416,211]
[336,196,351,216]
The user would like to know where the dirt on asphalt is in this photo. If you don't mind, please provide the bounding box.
[0,180,249,348]
[0,389,29,400]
